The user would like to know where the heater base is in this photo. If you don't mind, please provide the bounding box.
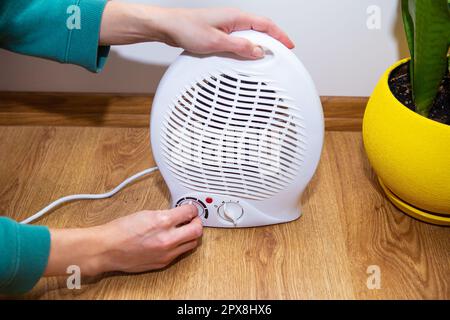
[171,194,302,228]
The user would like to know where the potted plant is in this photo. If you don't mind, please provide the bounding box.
[363,0,450,225]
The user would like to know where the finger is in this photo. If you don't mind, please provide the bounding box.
[234,14,295,49]
[219,33,265,59]
[164,204,198,227]
[170,216,203,245]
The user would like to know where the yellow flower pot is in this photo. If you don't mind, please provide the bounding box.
[363,58,450,226]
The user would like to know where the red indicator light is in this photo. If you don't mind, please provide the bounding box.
[205,197,213,204]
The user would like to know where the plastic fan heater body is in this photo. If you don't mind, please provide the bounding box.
[150,31,324,227]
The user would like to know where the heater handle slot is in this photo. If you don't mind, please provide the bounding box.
[230,30,286,61]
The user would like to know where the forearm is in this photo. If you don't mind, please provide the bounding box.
[44,227,110,277]
[99,2,169,45]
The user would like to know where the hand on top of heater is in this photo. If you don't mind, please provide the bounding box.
[99,3,295,59]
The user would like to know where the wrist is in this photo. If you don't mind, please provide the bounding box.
[79,226,111,276]
[138,6,174,43]
[100,2,169,45]
[45,226,110,277]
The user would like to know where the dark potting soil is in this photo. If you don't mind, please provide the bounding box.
[388,62,450,125]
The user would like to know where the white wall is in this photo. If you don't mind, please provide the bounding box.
[0,0,408,96]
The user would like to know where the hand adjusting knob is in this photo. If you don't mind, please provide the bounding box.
[177,199,205,217]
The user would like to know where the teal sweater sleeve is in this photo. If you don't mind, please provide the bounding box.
[0,0,110,72]
[0,217,51,295]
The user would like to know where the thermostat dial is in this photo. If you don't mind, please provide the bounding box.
[175,197,208,218]
[217,202,244,225]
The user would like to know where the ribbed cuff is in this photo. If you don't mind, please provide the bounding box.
[0,218,50,295]
[64,0,110,72]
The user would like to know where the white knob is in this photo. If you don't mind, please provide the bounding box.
[218,202,243,225]
[178,199,204,217]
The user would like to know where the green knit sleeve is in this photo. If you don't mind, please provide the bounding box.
[0,0,110,72]
[0,217,51,295]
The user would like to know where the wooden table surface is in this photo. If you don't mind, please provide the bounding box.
[0,95,449,299]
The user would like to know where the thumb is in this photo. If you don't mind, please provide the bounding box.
[219,34,265,59]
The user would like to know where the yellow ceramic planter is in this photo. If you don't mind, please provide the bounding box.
[363,58,450,226]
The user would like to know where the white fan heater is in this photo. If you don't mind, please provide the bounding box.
[150,31,324,228]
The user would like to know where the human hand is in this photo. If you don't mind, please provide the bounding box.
[154,7,295,59]
[100,3,294,59]
[100,205,202,273]
[45,205,202,276]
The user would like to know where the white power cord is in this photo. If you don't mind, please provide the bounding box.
[20,166,159,224]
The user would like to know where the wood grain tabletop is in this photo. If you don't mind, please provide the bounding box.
[0,94,448,299]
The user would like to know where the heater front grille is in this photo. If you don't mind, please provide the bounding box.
[161,72,307,200]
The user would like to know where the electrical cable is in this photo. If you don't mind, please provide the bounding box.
[20,166,159,224]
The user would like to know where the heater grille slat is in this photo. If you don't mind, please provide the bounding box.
[161,72,307,200]
[166,107,306,151]
[184,84,305,123]
[160,142,290,188]
[161,128,301,178]
[164,158,284,195]
[162,117,304,164]
[161,140,298,181]
[182,90,306,136]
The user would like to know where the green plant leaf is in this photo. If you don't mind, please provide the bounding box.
[402,0,415,85]
[410,0,450,116]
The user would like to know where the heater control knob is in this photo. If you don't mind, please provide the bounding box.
[176,198,205,217]
[218,202,244,225]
